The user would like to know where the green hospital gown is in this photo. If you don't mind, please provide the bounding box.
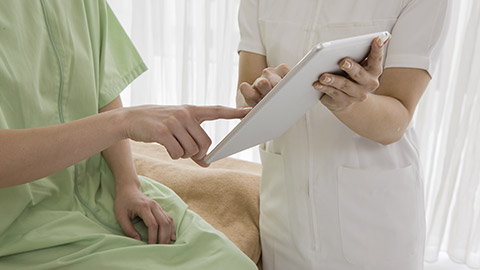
[0,1,257,269]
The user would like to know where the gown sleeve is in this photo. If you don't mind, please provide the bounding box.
[97,3,148,109]
[238,0,266,55]
[384,0,451,76]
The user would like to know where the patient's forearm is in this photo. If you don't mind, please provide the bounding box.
[0,110,125,188]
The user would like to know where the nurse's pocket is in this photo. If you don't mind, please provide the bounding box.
[337,165,422,265]
[259,145,316,267]
[259,145,290,238]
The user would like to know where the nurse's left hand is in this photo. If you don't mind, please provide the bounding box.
[313,35,390,111]
[114,183,176,245]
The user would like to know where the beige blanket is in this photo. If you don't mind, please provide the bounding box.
[131,141,262,265]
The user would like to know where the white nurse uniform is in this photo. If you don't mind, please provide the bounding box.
[238,0,450,269]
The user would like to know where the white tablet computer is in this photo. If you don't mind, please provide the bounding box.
[204,31,390,164]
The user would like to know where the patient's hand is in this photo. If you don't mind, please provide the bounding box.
[115,182,176,244]
[239,64,290,107]
[122,105,250,166]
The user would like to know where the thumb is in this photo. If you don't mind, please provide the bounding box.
[117,212,142,241]
[192,156,210,167]
[366,34,390,72]
[194,106,251,123]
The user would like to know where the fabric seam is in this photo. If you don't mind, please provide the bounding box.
[41,0,65,124]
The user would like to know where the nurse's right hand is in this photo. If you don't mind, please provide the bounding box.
[239,64,290,107]
[122,105,250,166]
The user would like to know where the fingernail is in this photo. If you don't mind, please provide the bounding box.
[342,60,352,70]
[376,37,383,47]
[383,34,392,46]
[313,82,323,89]
[322,75,332,84]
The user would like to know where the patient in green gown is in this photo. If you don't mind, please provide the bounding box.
[0,1,256,269]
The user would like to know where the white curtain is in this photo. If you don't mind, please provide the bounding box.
[109,0,480,268]
[109,0,260,162]
[417,0,480,268]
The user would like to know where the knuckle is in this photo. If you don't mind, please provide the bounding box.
[165,117,179,127]
[320,98,328,106]
[370,79,380,89]
[183,104,193,111]
[239,81,249,88]
[199,138,211,151]
[257,78,269,88]
[173,107,190,120]
[169,147,183,159]
[192,144,200,154]
[186,145,200,157]
[165,217,173,225]
[140,201,150,208]
[377,68,384,77]
[210,105,221,112]
[330,90,339,98]
[239,83,251,94]
[262,67,273,75]
[278,63,289,71]
[211,105,224,116]
[148,200,158,208]
[321,86,332,95]
[198,136,212,152]
[206,135,212,146]
[173,150,184,159]
[158,218,168,226]
[353,68,364,79]
[157,124,169,136]
[369,66,383,77]
[144,218,158,228]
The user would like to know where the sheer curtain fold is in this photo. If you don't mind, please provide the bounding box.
[419,0,480,268]
[110,0,258,161]
[108,0,479,267]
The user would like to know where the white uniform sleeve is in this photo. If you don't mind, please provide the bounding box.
[384,0,451,76]
[238,0,266,55]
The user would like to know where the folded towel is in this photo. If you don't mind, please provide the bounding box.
[131,141,262,265]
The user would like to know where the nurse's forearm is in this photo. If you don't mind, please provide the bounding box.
[332,94,411,145]
[99,97,140,190]
[0,110,126,188]
[330,68,430,145]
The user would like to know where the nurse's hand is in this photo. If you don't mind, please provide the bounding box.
[114,183,176,244]
[313,35,390,111]
[123,105,250,166]
[239,64,290,107]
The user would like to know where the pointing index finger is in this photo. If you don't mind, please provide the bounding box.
[193,105,251,123]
